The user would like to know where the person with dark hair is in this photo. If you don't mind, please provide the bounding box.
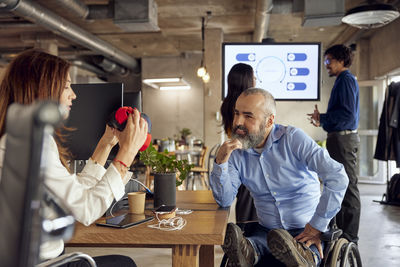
[221,63,255,136]
[307,44,361,243]
[0,49,147,266]
[211,88,348,267]
[220,63,258,225]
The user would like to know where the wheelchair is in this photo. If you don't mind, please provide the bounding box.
[320,222,362,267]
[220,221,362,267]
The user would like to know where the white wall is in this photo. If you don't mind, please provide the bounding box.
[142,54,204,141]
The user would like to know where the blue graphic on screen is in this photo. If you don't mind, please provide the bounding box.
[287,53,307,61]
[223,43,320,100]
[290,68,309,76]
[287,82,307,90]
[236,53,256,62]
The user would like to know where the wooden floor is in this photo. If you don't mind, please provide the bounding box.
[66,182,400,267]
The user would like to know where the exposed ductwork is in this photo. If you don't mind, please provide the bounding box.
[92,56,127,76]
[302,0,345,27]
[52,0,159,33]
[112,0,159,32]
[53,0,89,19]
[253,0,273,42]
[86,4,113,20]
[71,60,107,77]
[0,0,139,73]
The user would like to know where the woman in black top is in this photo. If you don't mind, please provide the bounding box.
[220,63,258,225]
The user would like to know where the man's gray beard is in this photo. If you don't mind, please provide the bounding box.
[232,124,266,149]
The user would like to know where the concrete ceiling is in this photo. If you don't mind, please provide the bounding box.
[0,0,398,72]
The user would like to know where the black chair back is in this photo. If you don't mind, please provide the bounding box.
[0,102,62,267]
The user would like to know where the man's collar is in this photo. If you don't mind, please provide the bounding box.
[336,68,349,77]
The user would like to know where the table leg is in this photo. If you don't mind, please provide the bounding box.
[172,244,200,267]
[199,245,214,267]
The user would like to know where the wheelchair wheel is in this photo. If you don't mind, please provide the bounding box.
[329,238,348,267]
[340,242,362,267]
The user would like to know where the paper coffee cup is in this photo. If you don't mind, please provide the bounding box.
[128,192,146,214]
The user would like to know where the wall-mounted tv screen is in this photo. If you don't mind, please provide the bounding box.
[222,42,321,101]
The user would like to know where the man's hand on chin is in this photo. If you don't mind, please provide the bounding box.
[215,139,243,164]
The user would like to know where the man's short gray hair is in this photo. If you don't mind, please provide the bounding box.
[242,87,276,116]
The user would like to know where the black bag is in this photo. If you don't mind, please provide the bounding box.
[387,174,400,203]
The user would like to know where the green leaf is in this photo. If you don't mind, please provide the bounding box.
[139,144,194,186]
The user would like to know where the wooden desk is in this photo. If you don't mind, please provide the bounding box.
[66,190,228,267]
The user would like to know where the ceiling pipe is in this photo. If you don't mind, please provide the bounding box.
[92,56,127,76]
[253,0,273,42]
[0,0,140,73]
[72,60,107,77]
[53,0,89,19]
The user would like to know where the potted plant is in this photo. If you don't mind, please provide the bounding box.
[179,127,192,145]
[139,144,193,208]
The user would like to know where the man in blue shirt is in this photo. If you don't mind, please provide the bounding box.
[307,44,360,244]
[211,88,348,267]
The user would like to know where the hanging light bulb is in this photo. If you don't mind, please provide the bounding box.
[202,72,210,83]
[197,16,209,82]
[197,66,207,77]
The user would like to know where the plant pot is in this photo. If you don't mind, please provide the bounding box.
[159,140,170,152]
[153,172,176,209]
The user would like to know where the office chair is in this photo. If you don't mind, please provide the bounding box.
[189,146,209,189]
[0,102,95,267]
[187,143,220,190]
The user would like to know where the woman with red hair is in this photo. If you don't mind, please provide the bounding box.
[0,49,146,267]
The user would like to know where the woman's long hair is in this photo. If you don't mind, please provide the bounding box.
[220,63,254,135]
[0,49,72,169]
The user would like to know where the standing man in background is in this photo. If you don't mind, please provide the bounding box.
[307,44,360,244]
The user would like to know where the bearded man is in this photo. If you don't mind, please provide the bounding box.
[210,88,349,267]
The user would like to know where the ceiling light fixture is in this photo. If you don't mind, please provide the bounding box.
[143,77,191,90]
[143,78,180,83]
[342,3,400,29]
[160,85,191,91]
[202,72,210,83]
[197,66,207,78]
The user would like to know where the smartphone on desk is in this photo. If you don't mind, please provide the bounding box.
[96,213,153,229]
[154,205,176,213]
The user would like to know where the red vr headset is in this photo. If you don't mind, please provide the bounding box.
[107,106,152,151]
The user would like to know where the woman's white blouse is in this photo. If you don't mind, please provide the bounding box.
[0,133,132,260]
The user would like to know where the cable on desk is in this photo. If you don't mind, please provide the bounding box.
[129,178,153,194]
[148,214,186,231]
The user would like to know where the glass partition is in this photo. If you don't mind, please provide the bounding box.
[357,80,386,183]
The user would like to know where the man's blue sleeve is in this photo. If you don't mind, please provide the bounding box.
[209,159,242,208]
[288,128,349,231]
